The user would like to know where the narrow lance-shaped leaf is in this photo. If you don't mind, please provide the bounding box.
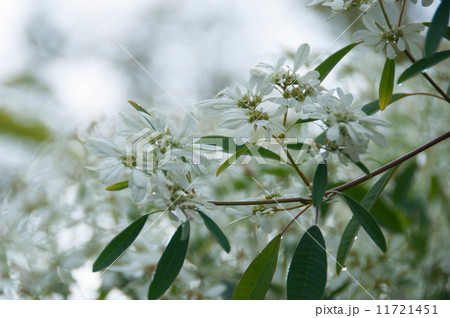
[148,221,190,300]
[361,93,408,115]
[336,168,397,274]
[342,193,387,253]
[197,210,231,253]
[293,118,318,125]
[287,226,327,300]
[361,167,398,209]
[336,217,360,275]
[398,50,450,84]
[128,100,151,116]
[337,219,366,276]
[286,142,309,151]
[105,180,129,191]
[127,100,156,130]
[312,162,328,207]
[216,142,254,176]
[423,22,450,41]
[425,0,450,56]
[93,214,149,272]
[196,136,281,161]
[344,154,371,177]
[232,235,281,300]
[315,42,361,82]
[379,58,395,111]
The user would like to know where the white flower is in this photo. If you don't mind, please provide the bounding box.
[197,79,285,141]
[353,15,425,60]
[250,211,273,234]
[303,88,389,162]
[86,107,205,204]
[307,0,375,15]
[250,44,323,112]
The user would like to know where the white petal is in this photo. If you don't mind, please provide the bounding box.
[327,124,340,140]
[396,37,406,51]
[99,162,124,184]
[259,216,273,233]
[386,44,397,59]
[293,43,310,72]
[406,41,423,60]
[129,169,148,202]
[362,15,380,34]
[86,138,121,158]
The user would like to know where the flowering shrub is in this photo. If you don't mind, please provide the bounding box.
[2,0,448,300]
[82,0,450,300]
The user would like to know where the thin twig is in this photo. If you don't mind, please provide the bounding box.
[286,150,311,187]
[328,130,450,193]
[397,0,407,27]
[281,204,311,236]
[378,0,393,31]
[404,50,450,103]
[209,130,450,206]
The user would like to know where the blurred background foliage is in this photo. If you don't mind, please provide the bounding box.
[0,0,448,299]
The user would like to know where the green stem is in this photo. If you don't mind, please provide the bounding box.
[287,150,311,187]
[378,0,393,31]
[274,136,311,186]
[397,0,407,27]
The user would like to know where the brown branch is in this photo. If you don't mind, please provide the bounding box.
[404,50,450,103]
[209,130,450,206]
[328,130,450,193]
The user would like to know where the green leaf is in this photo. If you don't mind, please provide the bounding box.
[342,193,387,253]
[425,0,450,56]
[216,142,254,176]
[197,136,281,161]
[312,162,328,207]
[379,58,395,111]
[286,142,309,151]
[361,93,408,115]
[393,161,417,204]
[361,167,398,209]
[336,217,360,275]
[197,210,231,253]
[128,100,151,116]
[232,234,281,300]
[315,42,361,82]
[371,199,406,233]
[315,131,327,145]
[105,180,129,191]
[336,168,397,274]
[398,50,450,84]
[127,100,156,130]
[93,214,149,272]
[344,154,371,177]
[148,222,190,300]
[287,226,327,300]
[423,22,450,41]
[293,118,318,125]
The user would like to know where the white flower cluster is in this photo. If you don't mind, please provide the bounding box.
[198,44,389,164]
[86,107,210,222]
[353,15,425,59]
[307,0,375,16]
[308,0,434,16]
[197,44,322,142]
[303,88,389,163]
